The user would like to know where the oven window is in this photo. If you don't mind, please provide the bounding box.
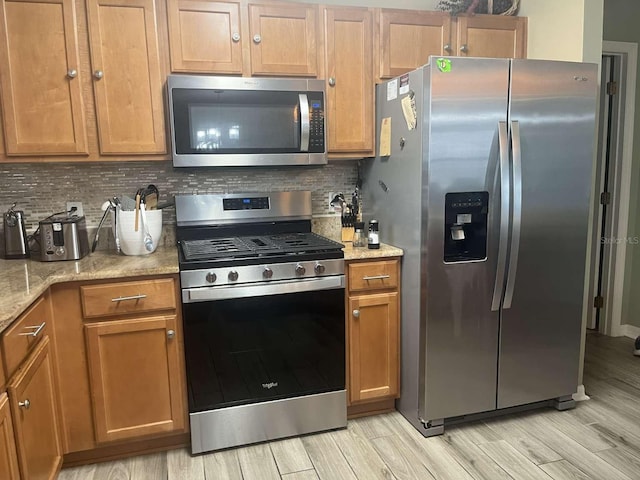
[172,89,301,154]
[183,288,345,413]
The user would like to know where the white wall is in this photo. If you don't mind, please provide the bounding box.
[519,0,603,62]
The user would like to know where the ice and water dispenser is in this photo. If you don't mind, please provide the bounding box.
[444,192,489,263]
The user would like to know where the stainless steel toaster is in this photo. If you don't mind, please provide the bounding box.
[38,216,90,261]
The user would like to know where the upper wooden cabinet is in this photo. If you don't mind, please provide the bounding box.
[86,0,166,154]
[167,1,318,76]
[455,14,527,59]
[247,3,317,76]
[324,7,373,157]
[378,9,452,80]
[0,0,88,155]
[167,0,243,74]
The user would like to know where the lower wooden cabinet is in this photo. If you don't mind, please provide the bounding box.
[0,393,19,480]
[84,315,185,443]
[348,292,399,403]
[7,336,62,480]
[346,258,401,413]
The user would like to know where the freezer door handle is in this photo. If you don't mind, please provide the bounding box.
[492,121,510,311]
[504,120,523,309]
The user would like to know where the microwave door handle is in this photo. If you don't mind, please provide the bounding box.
[299,94,310,152]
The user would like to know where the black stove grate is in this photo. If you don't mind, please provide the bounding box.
[181,232,343,262]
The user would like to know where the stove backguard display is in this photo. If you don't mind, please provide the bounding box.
[183,288,345,412]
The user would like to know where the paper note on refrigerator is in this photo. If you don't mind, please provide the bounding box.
[401,95,417,130]
[379,117,391,156]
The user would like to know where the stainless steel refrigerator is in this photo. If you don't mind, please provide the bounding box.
[362,57,597,436]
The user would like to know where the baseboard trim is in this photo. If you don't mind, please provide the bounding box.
[61,432,190,468]
[347,398,396,419]
[621,324,640,339]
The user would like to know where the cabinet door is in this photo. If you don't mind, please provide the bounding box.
[86,0,166,154]
[84,315,185,443]
[167,0,242,73]
[7,336,62,480]
[348,292,399,403]
[0,393,19,480]
[379,9,452,79]
[324,7,373,155]
[0,0,87,155]
[455,14,527,59]
[248,3,317,76]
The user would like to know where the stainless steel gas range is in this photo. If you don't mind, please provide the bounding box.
[175,191,347,454]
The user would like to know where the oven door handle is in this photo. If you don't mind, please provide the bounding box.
[183,275,345,303]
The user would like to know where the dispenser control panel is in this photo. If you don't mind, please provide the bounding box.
[444,191,489,263]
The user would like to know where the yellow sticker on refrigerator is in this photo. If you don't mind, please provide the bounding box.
[379,117,391,156]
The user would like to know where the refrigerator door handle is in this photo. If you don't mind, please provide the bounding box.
[504,120,522,309]
[492,121,510,311]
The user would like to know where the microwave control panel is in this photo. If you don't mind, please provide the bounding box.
[308,92,325,153]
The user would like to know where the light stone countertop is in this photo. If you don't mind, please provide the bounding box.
[0,248,178,332]
[343,242,403,260]
[0,241,402,334]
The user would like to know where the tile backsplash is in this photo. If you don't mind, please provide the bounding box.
[0,160,358,234]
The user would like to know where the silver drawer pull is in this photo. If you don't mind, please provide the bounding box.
[18,399,30,409]
[111,294,147,302]
[18,322,46,337]
[362,275,390,281]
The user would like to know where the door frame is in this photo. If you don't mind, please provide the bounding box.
[588,41,637,337]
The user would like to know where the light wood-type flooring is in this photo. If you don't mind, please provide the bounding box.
[59,332,640,479]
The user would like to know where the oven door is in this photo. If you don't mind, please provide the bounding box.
[182,277,345,414]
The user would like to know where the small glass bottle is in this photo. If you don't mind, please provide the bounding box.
[368,220,380,249]
[353,222,366,247]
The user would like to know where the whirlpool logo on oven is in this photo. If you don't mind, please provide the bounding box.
[262,382,279,389]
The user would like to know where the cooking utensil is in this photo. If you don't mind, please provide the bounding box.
[114,204,121,254]
[144,184,159,210]
[134,190,142,232]
[91,201,112,252]
[139,202,154,252]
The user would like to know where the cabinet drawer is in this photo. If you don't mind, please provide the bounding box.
[80,279,177,318]
[348,260,399,293]
[2,295,51,379]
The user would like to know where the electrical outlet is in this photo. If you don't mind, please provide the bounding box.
[66,201,84,218]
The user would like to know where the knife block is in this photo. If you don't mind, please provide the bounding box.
[341,227,354,243]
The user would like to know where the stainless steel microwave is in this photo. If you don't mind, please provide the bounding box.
[167,75,326,167]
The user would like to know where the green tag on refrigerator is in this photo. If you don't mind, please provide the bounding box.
[437,58,451,73]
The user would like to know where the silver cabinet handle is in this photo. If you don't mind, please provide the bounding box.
[353,310,360,318]
[328,77,336,87]
[67,69,77,79]
[167,329,175,339]
[18,399,30,409]
[94,70,104,80]
[18,322,46,337]
[443,44,452,53]
[460,44,468,54]
[232,32,240,42]
[253,34,261,44]
[362,275,390,281]
[111,294,147,302]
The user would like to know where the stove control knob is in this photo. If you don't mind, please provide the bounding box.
[295,263,306,275]
[228,270,239,282]
[205,272,217,284]
[314,263,326,274]
[263,267,273,279]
